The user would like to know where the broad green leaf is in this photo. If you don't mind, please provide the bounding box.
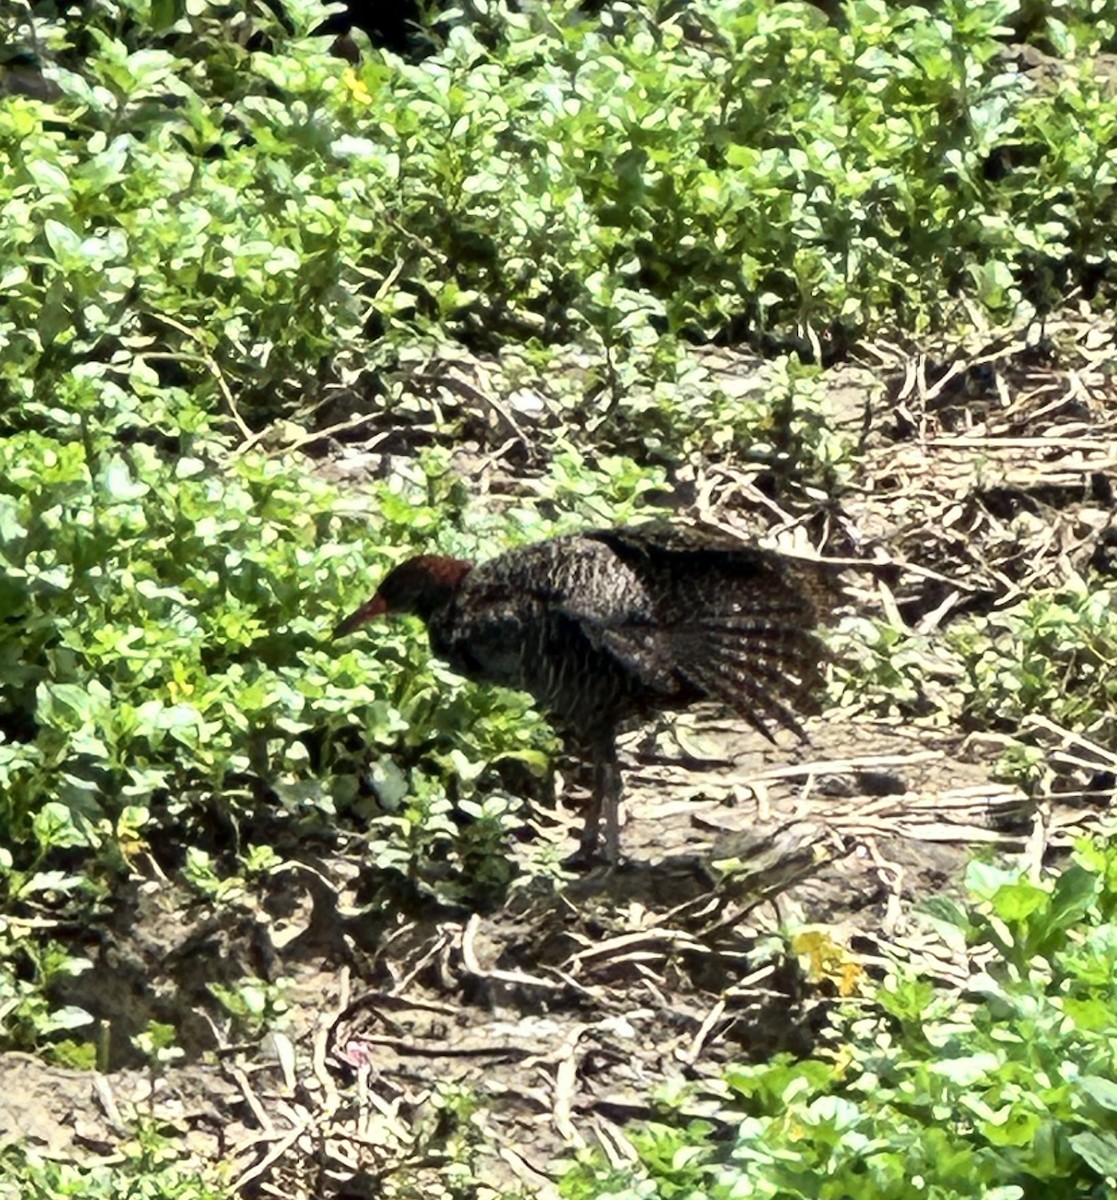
[39,1005,94,1033]
[98,455,149,502]
[1078,1076,1117,1114]
[32,803,94,851]
[1048,865,1099,932]
[1070,1129,1117,1176]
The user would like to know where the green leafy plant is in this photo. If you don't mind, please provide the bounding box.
[5,0,1117,450]
[0,1143,225,1200]
[208,975,290,1041]
[951,583,1117,738]
[0,928,93,1057]
[563,840,1117,1199]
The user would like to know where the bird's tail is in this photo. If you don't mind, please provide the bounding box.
[665,552,837,741]
[670,615,827,742]
[593,525,841,739]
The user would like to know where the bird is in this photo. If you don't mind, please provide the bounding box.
[334,522,837,864]
[309,0,440,60]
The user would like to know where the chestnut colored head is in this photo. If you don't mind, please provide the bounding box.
[333,554,472,639]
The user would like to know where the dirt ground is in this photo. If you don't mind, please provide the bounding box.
[2,320,1115,1198]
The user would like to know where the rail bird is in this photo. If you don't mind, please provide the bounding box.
[335,523,836,863]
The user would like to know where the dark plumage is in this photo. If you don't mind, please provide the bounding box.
[335,523,836,862]
[309,0,438,59]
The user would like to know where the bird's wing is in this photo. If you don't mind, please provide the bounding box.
[589,523,841,622]
[562,527,834,739]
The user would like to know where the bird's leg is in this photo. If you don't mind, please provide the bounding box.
[578,775,602,862]
[600,747,622,866]
[580,734,621,866]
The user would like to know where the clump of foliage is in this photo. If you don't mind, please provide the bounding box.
[829,579,1117,757]
[952,582,1117,739]
[0,431,559,905]
[4,0,1117,440]
[0,1142,226,1200]
[562,840,1117,1198]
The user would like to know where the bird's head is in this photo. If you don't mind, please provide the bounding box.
[333,554,472,638]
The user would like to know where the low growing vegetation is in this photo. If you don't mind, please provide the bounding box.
[565,844,1117,1199]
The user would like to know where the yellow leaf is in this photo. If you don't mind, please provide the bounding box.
[342,67,372,105]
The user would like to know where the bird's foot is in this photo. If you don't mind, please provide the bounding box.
[562,835,622,871]
[562,842,606,870]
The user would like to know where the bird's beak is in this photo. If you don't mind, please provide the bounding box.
[332,594,389,639]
